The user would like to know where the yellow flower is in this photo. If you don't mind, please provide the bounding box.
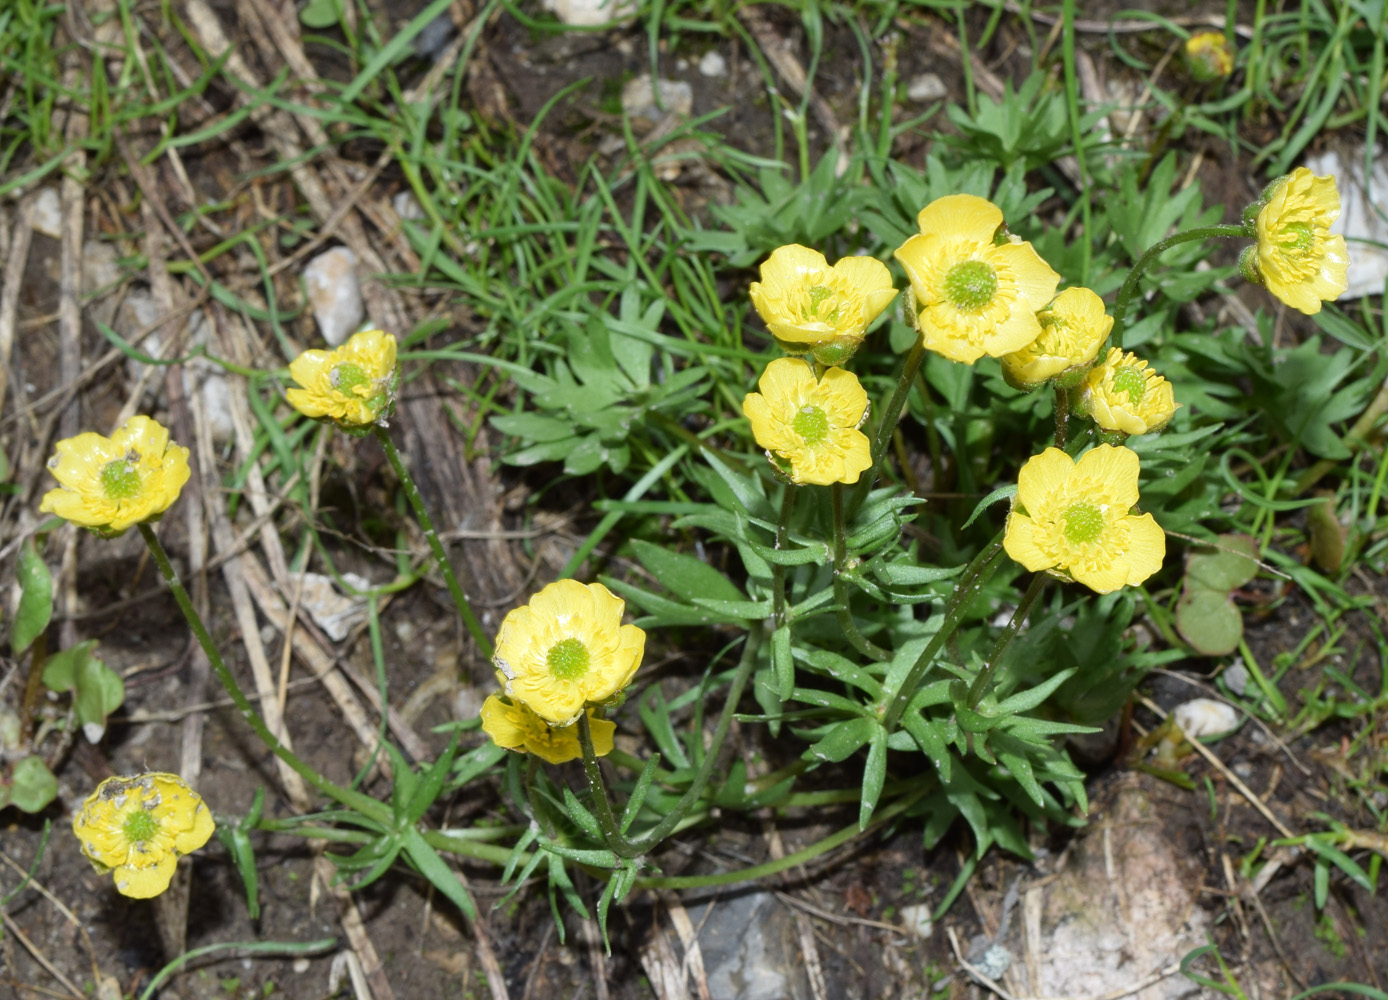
[480,694,615,764]
[39,416,191,537]
[286,329,399,428]
[894,194,1059,364]
[1185,32,1235,81]
[1080,348,1180,437]
[1001,287,1113,389]
[1004,445,1165,594]
[71,772,215,899]
[493,580,646,726]
[749,244,898,366]
[1247,168,1349,315]
[742,358,872,486]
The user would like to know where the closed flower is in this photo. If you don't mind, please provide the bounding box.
[894,194,1059,364]
[40,416,191,537]
[1004,445,1165,594]
[493,580,645,726]
[1080,348,1179,436]
[287,329,399,428]
[749,244,897,366]
[480,694,614,764]
[742,357,872,486]
[1001,286,1112,389]
[1185,32,1235,81]
[72,772,215,899]
[1246,168,1349,315]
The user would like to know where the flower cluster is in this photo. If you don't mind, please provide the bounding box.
[286,329,400,430]
[479,580,645,762]
[72,772,215,898]
[40,416,190,537]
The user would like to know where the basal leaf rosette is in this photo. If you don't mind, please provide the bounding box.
[493,580,645,726]
[1079,348,1179,437]
[749,244,897,366]
[286,329,400,430]
[1001,286,1113,390]
[1241,167,1349,315]
[742,357,871,486]
[480,693,615,764]
[1004,445,1165,594]
[40,416,191,537]
[894,194,1059,364]
[72,772,215,899]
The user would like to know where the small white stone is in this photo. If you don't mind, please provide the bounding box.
[698,51,727,78]
[291,572,373,642]
[542,0,634,26]
[907,73,947,104]
[1172,697,1239,739]
[303,247,364,347]
[899,903,933,939]
[393,190,425,222]
[621,75,693,129]
[1222,659,1249,696]
[31,187,62,237]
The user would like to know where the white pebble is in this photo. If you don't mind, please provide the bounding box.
[303,247,364,347]
[907,73,947,103]
[31,187,62,238]
[698,51,727,78]
[1172,698,1239,739]
[542,0,634,26]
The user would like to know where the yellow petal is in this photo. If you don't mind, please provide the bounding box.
[1002,512,1051,572]
[1016,448,1074,511]
[1074,444,1141,510]
[113,854,179,899]
[916,194,1003,241]
[1119,513,1166,586]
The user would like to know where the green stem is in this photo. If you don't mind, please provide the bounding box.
[831,484,890,661]
[578,628,763,858]
[1111,224,1250,347]
[137,524,385,821]
[372,425,492,658]
[850,338,927,516]
[772,485,795,629]
[881,531,1006,730]
[1053,384,1070,450]
[965,573,1049,709]
[634,782,930,889]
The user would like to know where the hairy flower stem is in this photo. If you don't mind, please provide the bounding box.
[1111,225,1250,346]
[372,426,492,658]
[138,524,385,821]
[849,338,927,517]
[832,484,890,661]
[577,628,763,859]
[772,485,795,629]
[1053,385,1070,449]
[880,531,1007,730]
[965,573,1050,709]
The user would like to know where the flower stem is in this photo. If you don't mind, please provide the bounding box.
[772,485,795,629]
[1111,224,1250,347]
[1053,384,1070,449]
[137,524,384,820]
[831,484,890,661]
[577,628,763,858]
[850,338,927,515]
[880,531,1006,730]
[372,425,492,658]
[965,572,1049,709]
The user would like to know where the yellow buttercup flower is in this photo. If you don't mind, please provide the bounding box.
[1246,168,1349,315]
[286,329,399,428]
[742,357,871,486]
[1004,445,1165,594]
[480,694,615,764]
[493,580,646,726]
[72,772,215,899]
[1001,287,1113,389]
[1185,32,1235,81]
[39,416,191,537]
[749,244,898,366]
[894,194,1059,364]
[1080,348,1180,437]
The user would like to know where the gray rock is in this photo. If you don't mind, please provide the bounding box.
[303,246,364,347]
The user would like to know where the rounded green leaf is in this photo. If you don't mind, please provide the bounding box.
[8,755,58,813]
[1185,533,1258,592]
[1175,586,1243,656]
[11,539,53,655]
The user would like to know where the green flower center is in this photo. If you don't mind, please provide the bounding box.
[1111,366,1146,406]
[944,259,998,312]
[123,809,159,846]
[802,285,842,325]
[1063,502,1106,546]
[331,362,370,395]
[792,405,830,445]
[100,459,142,500]
[1278,221,1315,255]
[547,637,591,680]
